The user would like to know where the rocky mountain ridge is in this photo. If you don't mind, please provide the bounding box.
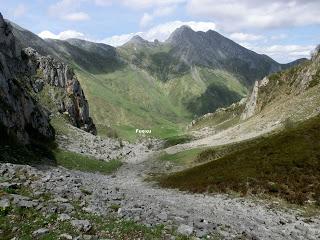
[189,48,319,134]
[0,13,54,145]
[0,13,96,146]
[23,47,96,134]
[242,49,319,120]
[7,16,308,140]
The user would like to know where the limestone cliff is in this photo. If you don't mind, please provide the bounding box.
[0,12,96,146]
[241,49,319,121]
[0,13,54,144]
[241,77,269,120]
[23,48,96,135]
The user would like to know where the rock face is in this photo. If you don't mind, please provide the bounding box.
[23,47,96,134]
[167,25,283,86]
[0,13,54,144]
[0,12,96,146]
[241,49,320,121]
[241,80,261,120]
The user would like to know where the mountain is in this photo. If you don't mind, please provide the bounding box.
[190,47,320,136]
[167,25,283,86]
[9,18,306,140]
[0,13,96,150]
[0,14,54,146]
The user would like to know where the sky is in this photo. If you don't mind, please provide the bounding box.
[1,0,320,63]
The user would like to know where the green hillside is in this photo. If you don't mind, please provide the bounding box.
[13,22,303,141]
[159,115,320,205]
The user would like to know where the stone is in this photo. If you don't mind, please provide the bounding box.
[58,203,74,213]
[32,228,49,237]
[0,13,54,145]
[16,200,38,208]
[0,182,21,189]
[71,219,92,232]
[58,213,71,221]
[0,198,10,209]
[24,47,96,135]
[158,212,168,221]
[195,229,209,238]
[59,233,73,240]
[177,224,193,236]
[53,197,69,203]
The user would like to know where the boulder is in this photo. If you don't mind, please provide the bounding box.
[32,228,49,237]
[71,219,92,232]
[177,224,193,236]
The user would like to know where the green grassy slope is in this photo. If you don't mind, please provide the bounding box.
[159,115,320,205]
[71,54,247,140]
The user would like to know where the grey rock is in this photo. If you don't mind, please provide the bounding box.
[53,197,69,203]
[158,212,168,221]
[0,182,21,189]
[59,233,73,240]
[57,203,74,213]
[16,199,38,208]
[0,198,10,209]
[177,224,193,236]
[71,219,92,232]
[58,213,71,221]
[32,228,49,237]
[0,13,54,144]
[23,47,96,135]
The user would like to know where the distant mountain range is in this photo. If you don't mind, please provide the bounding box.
[8,18,306,139]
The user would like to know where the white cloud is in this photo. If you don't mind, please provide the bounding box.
[244,43,315,63]
[102,32,141,46]
[38,30,86,40]
[229,32,263,42]
[187,0,320,30]
[38,22,312,63]
[270,34,287,41]
[120,0,186,9]
[102,20,217,46]
[49,0,90,21]
[13,4,27,17]
[140,6,175,27]
[140,13,153,27]
[94,0,112,6]
[62,12,90,21]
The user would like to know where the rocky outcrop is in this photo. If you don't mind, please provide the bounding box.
[241,81,259,120]
[0,13,54,144]
[23,48,96,134]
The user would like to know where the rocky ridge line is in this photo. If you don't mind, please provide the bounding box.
[0,13,54,144]
[23,47,96,134]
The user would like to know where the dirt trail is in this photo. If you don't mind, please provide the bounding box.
[75,150,320,239]
[52,125,320,239]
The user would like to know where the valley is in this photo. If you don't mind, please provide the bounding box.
[1,7,320,240]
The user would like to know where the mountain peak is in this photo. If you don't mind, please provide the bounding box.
[167,25,196,44]
[128,35,148,44]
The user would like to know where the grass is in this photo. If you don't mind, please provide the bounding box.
[159,115,320,205]
[50,115,70,135]
[0,203,192,240]
[53,149,122,175]
[163,134,193,148]
[159,148,203,166]
[0,185,193,240]
[71,57,247,141]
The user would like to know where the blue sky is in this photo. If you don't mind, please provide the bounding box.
[1,0,320,63]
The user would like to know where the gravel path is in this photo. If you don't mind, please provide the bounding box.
[73,152,320,240]
[49,125,320,239]
[1,151,320,239]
